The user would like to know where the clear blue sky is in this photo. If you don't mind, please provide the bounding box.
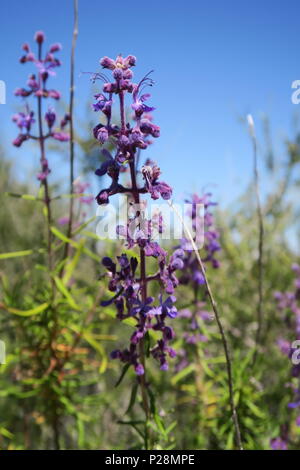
[0,0,300,208]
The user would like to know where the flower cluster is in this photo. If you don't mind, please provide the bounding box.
[92,55,178,375]
[102,220,185,374]
[12,31,69,180]
[179,193,221,286]
[271,264,300,448]
[101,249,180,374]
[90,54,172,205]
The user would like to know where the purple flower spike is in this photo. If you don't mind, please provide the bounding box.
[13,31,69,166]
[91,55,178,376]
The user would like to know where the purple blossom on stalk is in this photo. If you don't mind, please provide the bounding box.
[12,31,69,182]
[101,238,182,373]
[91,54,178,376]
[270,437,288,450]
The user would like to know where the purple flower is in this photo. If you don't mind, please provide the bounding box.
[37,159,51,181]
[276,338,291,356]
[135,363,144,375]
[45,107,56,128]
[92,93,112,117]
[140,119,160,138]
[58,216,70,226]
[12,110,35,131]
[52,132,70,142]
[141,162,173,201]
[270,437,288,450]
[96,126,109,144]
[132,92,155,118]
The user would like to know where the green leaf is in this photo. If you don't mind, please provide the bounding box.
[51,226,77,246]
[5,192,39,201]
[0,427,13,439]
[117,421,145,440]
[165,420,177,436]
[153,413,167,439]
[1,302,49,317]
[125,383,139,415]
[76,416,85,448]
[72,216,97,235]
[53,193,92,200]
[171,364,195,385]
[245,399,265,418]
[0,250,33,260]
[63,241,84,285]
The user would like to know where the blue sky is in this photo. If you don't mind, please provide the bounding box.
[0,0,300,208]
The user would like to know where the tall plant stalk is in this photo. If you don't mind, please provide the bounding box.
[37,43,53,281]
[247,115,264,366]
[62,0,79,266]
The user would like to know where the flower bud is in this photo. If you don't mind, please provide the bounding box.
[34,31,45,44]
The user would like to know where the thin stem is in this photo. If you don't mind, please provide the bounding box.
[122,89,150,443]
[62,0,79,269]
[249,122,264,366]
[168,200,243,450]
[37,41,58,448]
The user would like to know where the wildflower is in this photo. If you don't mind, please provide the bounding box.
[12,110,35,132]
[270,437,288,450]
[12,31,69,164]
[45,107,56,128]
[37,159,51,181]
